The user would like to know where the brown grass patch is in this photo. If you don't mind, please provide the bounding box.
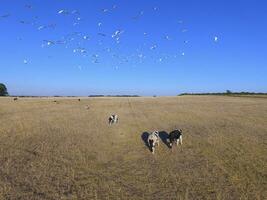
[0,96,266,199]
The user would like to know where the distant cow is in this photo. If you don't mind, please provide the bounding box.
[147,131,160,154]
[13,97,18,101]
[109,114,118,125]
[78,99,81,101]
[169,129,183,148]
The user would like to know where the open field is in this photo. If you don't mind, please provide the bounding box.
[0,96,266,200]
[228,95,267,99]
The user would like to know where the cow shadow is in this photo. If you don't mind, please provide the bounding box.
[141,132,151,151]
[159,131,171,148]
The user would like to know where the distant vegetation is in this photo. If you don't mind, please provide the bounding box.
[179,90,267,96]
[0,83,8,96]
[88,95,140,97]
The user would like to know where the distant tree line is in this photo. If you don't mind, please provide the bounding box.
[179,90,267,96]
[0,83,8,96]
[88,95,140,97]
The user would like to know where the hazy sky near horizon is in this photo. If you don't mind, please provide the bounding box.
[1,0,267,96]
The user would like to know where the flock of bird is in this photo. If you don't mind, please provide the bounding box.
[1,3,219,70]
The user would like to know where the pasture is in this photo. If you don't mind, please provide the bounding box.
[0,96,266,199]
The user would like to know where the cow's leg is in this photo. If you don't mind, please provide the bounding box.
[179,136,183,145]
[151,142,155,154]
[169,140,173,148]
[152,141,156,154]
[176,139,179,146]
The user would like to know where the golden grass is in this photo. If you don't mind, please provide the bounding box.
[0,96,266,199]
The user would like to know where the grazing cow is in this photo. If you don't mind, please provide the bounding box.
[109,114,118,125]
[169,129,183,148]
[147,131,160,154]
[78,99,81,101]
[13,97,18,101]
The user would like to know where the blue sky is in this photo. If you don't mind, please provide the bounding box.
[0,0,266,96]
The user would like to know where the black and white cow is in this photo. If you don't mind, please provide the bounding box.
[169,129,183,148]
[147,131,160,154]
[109,114,118,125]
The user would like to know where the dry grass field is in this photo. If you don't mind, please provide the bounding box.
[0,96,266,200]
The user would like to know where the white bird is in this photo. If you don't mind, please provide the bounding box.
[71,10,79,15]
[150,45,157,50]
[43,40,55,46]
[58,10,69,15]
[214,36,218,42]
[23,59,28,64]
[38,25,45,30]
[102,9,108,13]
[165,35,171,40]
[47,41,53,46]
[81,49,87,54]
[138,54,144,59]
[73,48,87,54]
[112,30,124,39]
[133,11,144,20]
